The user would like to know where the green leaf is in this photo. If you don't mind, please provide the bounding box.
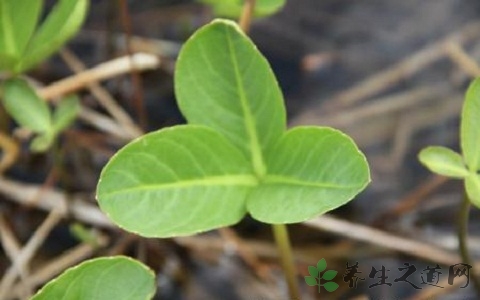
[466,173,480,208]
[17,0,89,72]
[2,78,51,133]
[0,0,42,61]
[304,276,318,286]
[52,94,80,132]
[461,78,480,172]
[323,281,339,292]
[97,125,257,238]
[418,146,469,178]
[31,256,156,300]
[322,270,338,281]
[199,0,286,18]
[175,19,286,177]
[316,258,327,273]
[308,266,319,277]
[0,52,16,71]
[247,127,370,223]
[30,132,55,153]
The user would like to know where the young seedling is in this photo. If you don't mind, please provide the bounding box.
[419,78,480,294]
[97,19,370,298]
[0,0,88,151]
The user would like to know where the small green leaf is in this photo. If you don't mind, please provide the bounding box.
[52,94,80,132]
[461,78,480,172]
[0,0,42,62]
[322,270,338,280]
[199,0,286,18]
[30,132,55,153]
[316,258,327,273]
[418,146,469,178]
[31,256,156,300]
[304,276,318,286]
[17,0,89,72]
[466,173,480,208]
[247,127,370,223]
[2,78,51,133]
[97,125,256,238]
[323,281,339,292]
[175,19,286,177]
[308,266,319,277]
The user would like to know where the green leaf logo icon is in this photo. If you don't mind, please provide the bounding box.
[304,258,339,293]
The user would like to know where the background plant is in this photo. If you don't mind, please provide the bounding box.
[0,0,88,153]
[419,78,480,294]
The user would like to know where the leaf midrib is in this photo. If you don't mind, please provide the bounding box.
[263,175,364,189]
[102,174,258,198]
[224,25,266,178]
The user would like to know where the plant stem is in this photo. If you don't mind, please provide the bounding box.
[239,0,256,33]
[272,224,301,300]
[458,193,480,295]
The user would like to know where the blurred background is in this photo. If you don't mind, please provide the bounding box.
[2,0,480,299]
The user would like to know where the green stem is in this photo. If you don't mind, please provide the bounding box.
[272,224,301,300]
[458,193,480,295]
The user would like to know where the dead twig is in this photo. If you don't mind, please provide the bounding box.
[0,177,114,228]
[59,49,143,138]
[303,215,461,266]
[445,41,480,78]
[0,209,65,299]
[38,53,159,101]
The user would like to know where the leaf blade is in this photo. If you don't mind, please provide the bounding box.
[2,78,51,133]
[31,256,156,300]
[97,125,256,238]
[52,94,80,133]
[199,0,286,17]
[247,127,370,223]
[461,78,480,172]
[466,173,480,208]
[17,0,88,72]
[418,146,469,178]
[175,19,286,176]
[0,0,42,61]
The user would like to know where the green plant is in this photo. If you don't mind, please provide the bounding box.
[418,78,480,294]
[96,18,370,298]
[31,256,156,300]
[0,0,89,152]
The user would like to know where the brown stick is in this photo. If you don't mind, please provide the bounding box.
[38,53,159,101]
[239,0,256,33]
